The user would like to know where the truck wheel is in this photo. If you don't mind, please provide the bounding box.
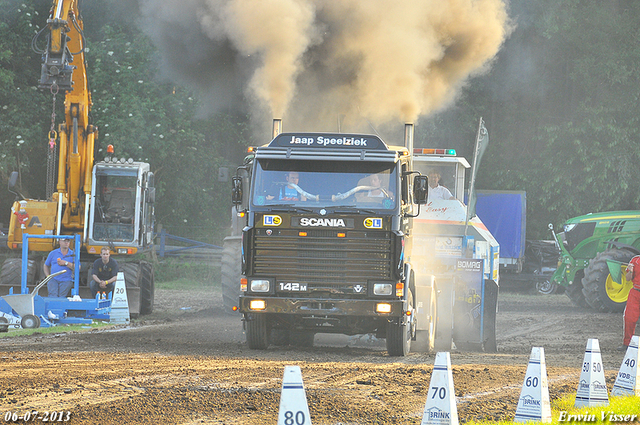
[1,258,37,287]
[221,236,242,315]
[20,314,40,329]
[246,314,269,349]
[582,249,634,313]
[413,284,436,353]
[434,283,454,351]
[564,271,589,308]
[386,290,413,356]
[139,261,155,315]
[535,279,558,295]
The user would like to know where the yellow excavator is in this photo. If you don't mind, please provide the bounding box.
[1,0,156,316]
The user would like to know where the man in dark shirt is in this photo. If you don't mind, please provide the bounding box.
[90,247,119,299]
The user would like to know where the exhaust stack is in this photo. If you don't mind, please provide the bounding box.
[272,119,282,139]
[404,123,414,153]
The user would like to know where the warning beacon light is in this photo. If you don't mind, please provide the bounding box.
[413,148,456,156]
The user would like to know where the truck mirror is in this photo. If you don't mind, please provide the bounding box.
[413,175,428,204]
[232,176,243,206]
[8,171,18,190]
[147,187,156,204]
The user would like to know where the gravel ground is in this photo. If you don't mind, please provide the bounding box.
[0,286,634,424]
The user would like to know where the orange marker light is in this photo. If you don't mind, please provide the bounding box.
[299,231,308,237]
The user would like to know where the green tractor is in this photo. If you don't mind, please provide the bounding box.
[549,211,640,312]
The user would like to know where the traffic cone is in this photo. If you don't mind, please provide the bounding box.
[575,338,609,407]
[277,366,312,425]
[421,352,459,425]
[109,272,130,324]
[611,335,639,397]
[514,347,551,423]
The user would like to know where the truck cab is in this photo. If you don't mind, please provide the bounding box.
[233,128,428,356]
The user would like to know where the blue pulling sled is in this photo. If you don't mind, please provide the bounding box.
[0,234,111,330]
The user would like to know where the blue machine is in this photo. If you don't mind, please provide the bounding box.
[0,234,111,329]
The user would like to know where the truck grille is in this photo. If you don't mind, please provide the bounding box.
[252,230,393,294]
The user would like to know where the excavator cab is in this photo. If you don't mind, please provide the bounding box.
[87,159,155,252]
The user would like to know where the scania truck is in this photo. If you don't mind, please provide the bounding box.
[229,120,499,355]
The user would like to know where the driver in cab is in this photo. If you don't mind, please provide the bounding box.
[266,172,306,201]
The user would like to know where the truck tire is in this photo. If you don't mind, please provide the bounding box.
[413,283,436,353]
[582,249,634,313]
[535,279,559,295]
[1,258,37,287]
[565,271,589,308]
[221,236,242,315]
[434,283,454,351]
[386,290,414,356]
[246,313,269,349]
[139,261,155,315]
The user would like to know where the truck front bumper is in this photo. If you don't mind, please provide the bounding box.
[239,296,406,318]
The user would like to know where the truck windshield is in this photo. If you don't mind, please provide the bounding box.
[252,159,398,210]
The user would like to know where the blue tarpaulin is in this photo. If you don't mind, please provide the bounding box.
[474,191,526,260]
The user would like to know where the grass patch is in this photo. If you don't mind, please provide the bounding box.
[154,259,220,289]
[463,393,640,424]
[0,320,113,339]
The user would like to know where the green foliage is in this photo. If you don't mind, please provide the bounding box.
[2,0,640,243]
[154,258,220,286]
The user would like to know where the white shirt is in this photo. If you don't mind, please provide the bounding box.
[428,185,453,201]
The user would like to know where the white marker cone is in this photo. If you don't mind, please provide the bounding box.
[611,335,640,397]
[277,366,312,425]
[575,338,609,407]
[514,347,551,423]
[109,272,130,324]
[421,352,459,425]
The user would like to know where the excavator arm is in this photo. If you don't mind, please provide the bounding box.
[38,0,96,231]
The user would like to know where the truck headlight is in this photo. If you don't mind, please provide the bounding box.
[376,303,392,314]
[250,279,270,292]
[249,300,266,310]
[373,283,393,296]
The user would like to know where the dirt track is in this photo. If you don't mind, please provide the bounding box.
[0,287,634,424]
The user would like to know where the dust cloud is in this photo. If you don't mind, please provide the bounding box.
[137,0,510,130]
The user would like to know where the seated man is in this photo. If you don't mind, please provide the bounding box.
[90,247,119,299]
[427,170,454,201]
[267,172,306,201]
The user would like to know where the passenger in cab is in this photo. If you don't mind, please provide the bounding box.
[427,170,454,201]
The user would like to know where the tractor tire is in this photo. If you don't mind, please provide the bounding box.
[246,313,269,349]
[1,257,37,287]
[386,290,414,356]
[565,270,589,308]
[139,261,155,315]
[221,236,242,315]
[121,262,142,318]
[582,249,634,313]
